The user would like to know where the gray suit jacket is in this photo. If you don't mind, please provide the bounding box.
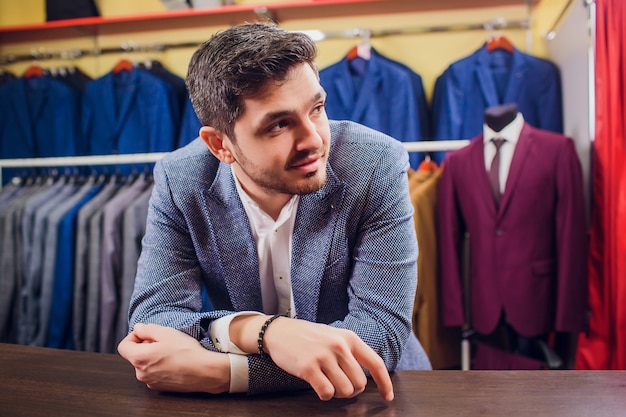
[129,120,430,395]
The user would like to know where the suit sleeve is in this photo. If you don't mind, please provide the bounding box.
[437,155,467,327]
[129,160,311,395]
[128,160,224,342]
[554,138,588,332]
[336,140,417,369]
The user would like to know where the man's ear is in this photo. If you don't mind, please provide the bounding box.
[199,126,235,164]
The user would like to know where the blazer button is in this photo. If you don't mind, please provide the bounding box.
[495,229,504,236]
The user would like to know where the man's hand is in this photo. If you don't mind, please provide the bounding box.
[230,316,394,402]
[117,323,230,394]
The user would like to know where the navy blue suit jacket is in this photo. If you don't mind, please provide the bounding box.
[320,50,429,169]
[81,68,176,173]
[431,44,563,163]
[0,76,80,182]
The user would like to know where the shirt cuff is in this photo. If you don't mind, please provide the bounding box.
[209,311,264,354]
[228,353,249,393]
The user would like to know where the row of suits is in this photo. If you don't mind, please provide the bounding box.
[0,173,153,353]
[0,62,202,184]
[319,43,564,167]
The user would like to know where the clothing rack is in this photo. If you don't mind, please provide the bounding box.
[299,17,529,42]
[0,140,469,187]
[0,16,529,65]
[545,0,575,40]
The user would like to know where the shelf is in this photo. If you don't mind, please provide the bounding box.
[0,0,534,44]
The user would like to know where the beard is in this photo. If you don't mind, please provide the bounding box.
[232,145,328,196]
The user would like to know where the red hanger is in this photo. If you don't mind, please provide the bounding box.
[24,64,44,79]
[487,36,514,53]
[347,43,371,61]
[418,156,438,172]
[112,58,134,74]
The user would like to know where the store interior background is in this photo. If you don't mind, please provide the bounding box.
[0,0,590,204]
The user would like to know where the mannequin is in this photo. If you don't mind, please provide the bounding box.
[484,102,519,132]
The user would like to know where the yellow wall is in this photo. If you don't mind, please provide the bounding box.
[0,0,572,100]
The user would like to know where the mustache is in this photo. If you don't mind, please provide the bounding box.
[287,149,326,167]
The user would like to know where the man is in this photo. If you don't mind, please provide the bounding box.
[117,22,431,402]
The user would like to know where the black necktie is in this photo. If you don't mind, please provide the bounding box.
[489,138,506,205]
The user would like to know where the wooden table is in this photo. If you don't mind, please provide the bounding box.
[1,343,625,416]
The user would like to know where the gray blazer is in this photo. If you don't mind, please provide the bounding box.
[129,120,430,395]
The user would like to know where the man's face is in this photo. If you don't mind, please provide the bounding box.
[226,63,331,201]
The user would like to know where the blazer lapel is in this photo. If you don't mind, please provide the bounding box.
[290,164,345,322]
[203,163,263,312]
[468,135,499,215]
[112,69,139,141]
[499,122,534,215]
[332,58,356,117]
[12,79,37,155]
[474,46,500,108]
[502,48,528,105]
[350,55,382,123]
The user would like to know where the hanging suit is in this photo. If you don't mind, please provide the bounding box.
[431,45,563,163]
[408,167,461,370]
[177,95,202,148]
[320,49,429,169]
[438,122,587,338]
[81,67,176,174]
[0,76,80,183]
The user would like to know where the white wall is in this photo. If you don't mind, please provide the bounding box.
[546,0,593,220]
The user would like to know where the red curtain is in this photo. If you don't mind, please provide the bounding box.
[576,0,626,370]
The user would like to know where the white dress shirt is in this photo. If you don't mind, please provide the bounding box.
[483,112,524,194]
[209,166,299,393]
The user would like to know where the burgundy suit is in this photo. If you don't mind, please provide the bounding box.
[438,122,588,337]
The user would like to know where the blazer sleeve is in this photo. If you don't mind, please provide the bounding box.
[554,138,588,332]
[128,160,224,340]
[437,155,467,328]
[130,159,315,395]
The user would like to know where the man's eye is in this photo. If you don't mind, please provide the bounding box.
[313,103,325,114]
[269,120,289,132]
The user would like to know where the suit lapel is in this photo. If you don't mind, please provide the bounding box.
[474,46,500,108]
[499,122,534,215]
[203,163,263,312]
[290,164,345,322]
[112,69,139,141]
[12,79,37,155]
[350,55,382,123]
[502,49,528,105]
[332,58,356,117]
[468,134,498,215]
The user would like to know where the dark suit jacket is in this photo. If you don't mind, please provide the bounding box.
[438,122,588,337]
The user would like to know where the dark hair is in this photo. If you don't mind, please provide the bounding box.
[185,22,318,140]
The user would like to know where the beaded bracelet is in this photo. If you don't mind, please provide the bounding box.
[257,314,282,356]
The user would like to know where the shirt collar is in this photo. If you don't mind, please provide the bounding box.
[483,112,524,145]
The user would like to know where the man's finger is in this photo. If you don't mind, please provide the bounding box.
[352,340,394,402]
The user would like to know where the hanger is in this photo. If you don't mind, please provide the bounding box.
[346,28,372,61]
[487,35,514,53]
[484,17,514,53]
[418,154,438,172]
[23,62,45,79]
[112,58,134,74]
